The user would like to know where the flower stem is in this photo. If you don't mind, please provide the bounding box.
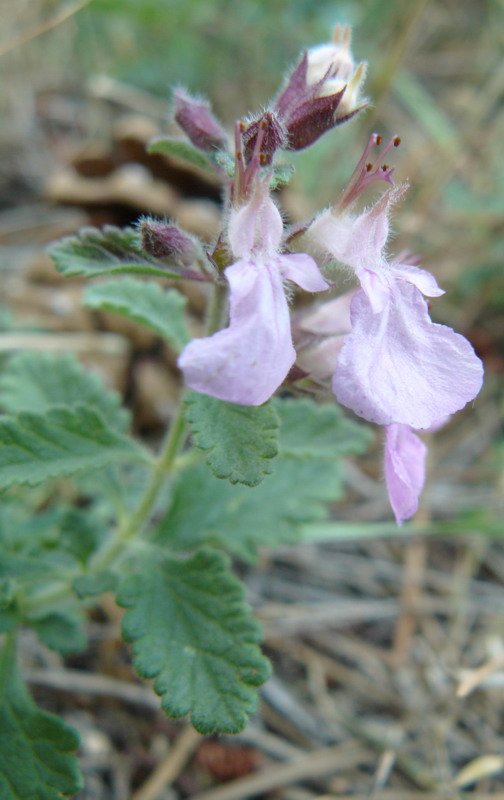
[22,401,188,615]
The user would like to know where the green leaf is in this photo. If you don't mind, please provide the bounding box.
[0,350,130,432]
[48,225,183,279]
[158,395,369,561]
[29,611,87,656]
[72,571,118,598]
[0,638,83,798]
[157,457,341,562]
[185,392,279,487]
[84,278,190,353]
[117,547,270,735]
[275,398,373,459]
[147,137,212,170]
[0,405,148,490]
[268,162,295,189]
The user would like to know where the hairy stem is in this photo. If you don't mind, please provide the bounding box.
[22,402,188,614]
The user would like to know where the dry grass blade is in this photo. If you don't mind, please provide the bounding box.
[0,0,94,58]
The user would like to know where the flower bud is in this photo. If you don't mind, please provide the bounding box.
[241,111,287,165]
[139,218,197,266]
[173,89,228,153]
[274,24,367,151]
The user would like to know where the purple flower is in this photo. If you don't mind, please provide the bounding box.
[384,424,427,525]
[307,186,484,428]
[178,185,328,405]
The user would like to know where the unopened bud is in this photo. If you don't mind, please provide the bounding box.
[274,24,367,152]
[242,111,287,165]
[139,218,197,266]
[306,23,355,85]
[174,89,228,153]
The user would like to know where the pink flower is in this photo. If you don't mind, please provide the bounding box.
[384,424,427,525]
[178,185,328,405]
[308,186,483,428]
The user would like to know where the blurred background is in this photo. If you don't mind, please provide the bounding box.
[1,0,504,798]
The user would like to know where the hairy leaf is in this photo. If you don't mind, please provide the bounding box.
[0,405,148,490]
[0,638,83,798]
[117,548,271,734]
[275,398,373,459]
[148,137,212,170]
[185,392,279,487]
[48,225,183,279]
[0,350,130,431]
[156,457,341,562]
[29,610,87,656]
[158,395,370,561]
[73,571,118,598]
[84,278,189,353]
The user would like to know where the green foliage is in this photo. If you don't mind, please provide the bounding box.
[0,350,130,432]
[268,163,295,189]
[185,392,279,487]
[158,396,372,561]
[0,638,83,798]
[29,611,88,656]
[84,278,190,353]
[72,571,118,598]
[0,405,149,490]
[147,137,213,170]
[117,548,271,734]
[275,398,373,459]
[48,226,183,279]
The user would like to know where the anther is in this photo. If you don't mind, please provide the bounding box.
[366,163,373,172]
[376,134,382,146]
[393,136,401,147]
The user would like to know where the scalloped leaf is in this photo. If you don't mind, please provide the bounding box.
[117,548,271,734]
[275,398,373,459]
[185,392,279,487]
[84,278,189,353]
[0,638,83,798]
[0,350,130,432]
[48,225,183,279]
[0,405,148,490]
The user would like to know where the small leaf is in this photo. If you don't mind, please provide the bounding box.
[269,162,295,189]
[275,398,373,459]
[73,571,118,598]
[185,392,279,487]
[117,548,271,734]
[0,638,83,798]
[0,350,130,432]
[84,278,190,353]
[148,137,212,170]
[48,225,183,279]
[30,611,87,656]
[0,405,148,490]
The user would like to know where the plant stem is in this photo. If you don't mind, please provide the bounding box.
[22,401,188,614]
[92,401,187,573]
[205,282,227,336]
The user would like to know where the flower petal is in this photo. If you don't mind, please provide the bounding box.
[278,253,330,292]
[393,263,445,297]
[384,424,427,525]
[299,291,355,335]
[332,282,484,428]
[297,335,345,379]
[228,191,283,259]
[178,259,295,405]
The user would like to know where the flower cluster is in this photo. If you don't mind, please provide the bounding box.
[176,28,483,524]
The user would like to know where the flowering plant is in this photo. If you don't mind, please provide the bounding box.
[0,24,482,794]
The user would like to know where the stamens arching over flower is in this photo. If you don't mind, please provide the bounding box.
[337,133,401,211]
